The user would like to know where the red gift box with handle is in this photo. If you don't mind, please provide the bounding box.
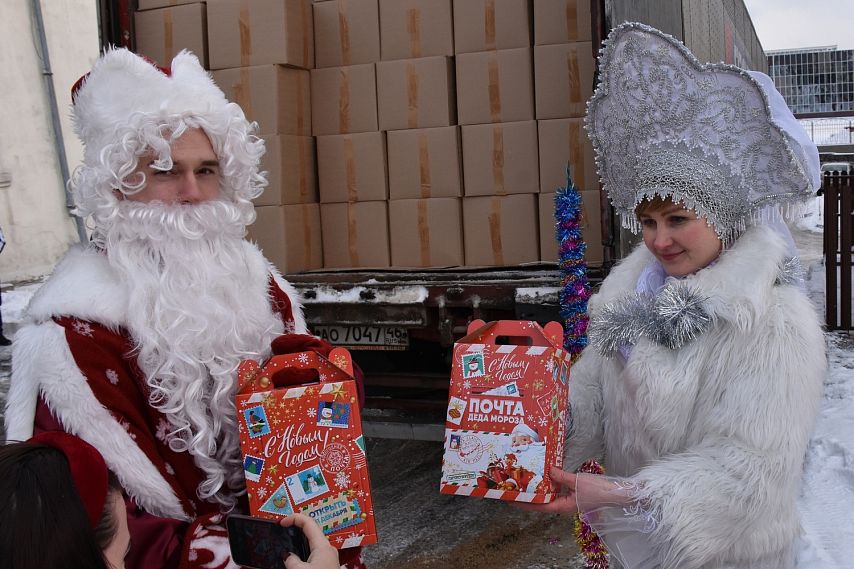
[440,320,570,503]
[236,347,377,548]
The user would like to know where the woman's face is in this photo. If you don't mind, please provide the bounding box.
[638,201,722,277]
[102,491,131,569]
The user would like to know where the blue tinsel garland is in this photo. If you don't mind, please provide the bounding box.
[555,169,591,361]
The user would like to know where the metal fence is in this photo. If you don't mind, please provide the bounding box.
[824,172,854,330]
[801,119,854,146]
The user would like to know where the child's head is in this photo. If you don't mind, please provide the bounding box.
[0,434,126,569]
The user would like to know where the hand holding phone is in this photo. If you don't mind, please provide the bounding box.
[227,514,310,569]
[227,514,340,569]
[280,514,340,569]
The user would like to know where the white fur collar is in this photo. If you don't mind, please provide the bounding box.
[591,225,788,324]
[8,239,307,519]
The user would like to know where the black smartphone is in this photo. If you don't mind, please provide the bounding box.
[226,514,311,569]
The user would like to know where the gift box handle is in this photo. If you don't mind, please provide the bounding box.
[237,349,354,394]
[465,320,563,347]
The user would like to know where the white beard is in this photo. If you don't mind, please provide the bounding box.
[102,200,285,509]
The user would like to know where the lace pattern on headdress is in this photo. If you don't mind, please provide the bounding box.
[585,23,815,246]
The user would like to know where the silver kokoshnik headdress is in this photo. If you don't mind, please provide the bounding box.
[585,22,820,246]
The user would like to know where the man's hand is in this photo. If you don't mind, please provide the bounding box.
[271,334,333,357]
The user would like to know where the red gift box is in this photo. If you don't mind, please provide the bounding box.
[440,320,570,503]
[236,348,377,548]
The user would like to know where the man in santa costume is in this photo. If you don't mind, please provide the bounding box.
[4,48,363,569]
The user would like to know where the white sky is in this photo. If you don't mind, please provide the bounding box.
[743,0,854,52]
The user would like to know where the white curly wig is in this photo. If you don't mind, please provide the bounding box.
[70,48,266,245]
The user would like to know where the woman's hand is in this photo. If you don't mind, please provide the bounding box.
[516,468,632,514]
[280,514,340,569]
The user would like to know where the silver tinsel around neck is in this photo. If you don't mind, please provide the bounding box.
[589,284,713,356]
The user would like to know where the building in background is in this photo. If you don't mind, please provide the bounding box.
[605,0,768,72]
[0,1,99,282]
[767,46,854,115]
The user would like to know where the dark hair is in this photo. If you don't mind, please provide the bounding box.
[0,441,122,569]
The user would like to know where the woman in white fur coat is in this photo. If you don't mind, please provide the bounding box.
[522,24,827,569]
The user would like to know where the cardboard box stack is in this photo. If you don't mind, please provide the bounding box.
[135,2,209,68]
[454,0,538,265]
[312,0,388,268]
[133,0,605,272]
[376,0,462,268]
[205,0,321,274]
[533,0,601,263]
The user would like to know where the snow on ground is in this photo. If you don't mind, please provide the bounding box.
[796,254,854,567]
[798,196,824,234]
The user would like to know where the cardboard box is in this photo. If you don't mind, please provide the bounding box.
[462,195,539,266]
[440,319,570,502]
[135,3,208,68]
[314,0,380,67]
[207,0,314,70]
[311,64,378,135]
[534,0,592,45]
[537,118,597,193]
[534,42,595,119]
[461,121,539,196]
[376,56,456,131]
[320,202,390,268]
[379,0,453,60]
[255,136,317,206]
[248,204,323,273]
[236,348,378,547]
[317,132,387,203]
[212,65,311,136]
[539,190,603,264]
[138,0,197,10]
[453,0,531,54]
[456,48,534,125]
[387,126,462,199]
[388,198,463,267]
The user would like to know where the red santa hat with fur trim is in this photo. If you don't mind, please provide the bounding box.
[71,49,242,163]
[68,48,265,218]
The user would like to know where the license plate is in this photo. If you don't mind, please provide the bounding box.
[314,325,409,350]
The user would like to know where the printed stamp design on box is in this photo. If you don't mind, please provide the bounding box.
[243,454,265,482]
[461,352,486,379]
[259,483,296,516]
[287,465,330,505]
[482,380,520,397]
[317,401,350,428]
[320,442,352,473]
[243,405,271,438]
[446,396,468,425]
[457,433,484,464]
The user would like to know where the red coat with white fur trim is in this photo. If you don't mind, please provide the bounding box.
[5,244,365,569]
